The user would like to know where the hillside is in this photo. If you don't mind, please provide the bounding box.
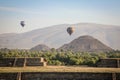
[0,23,120,49]
[30,44,50,51]
[58,35,113,52]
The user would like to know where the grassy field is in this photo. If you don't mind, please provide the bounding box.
[0,66,120,73]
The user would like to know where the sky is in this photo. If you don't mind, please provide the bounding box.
[0,0,120,34]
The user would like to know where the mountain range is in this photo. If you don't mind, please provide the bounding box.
[0,23,120,50]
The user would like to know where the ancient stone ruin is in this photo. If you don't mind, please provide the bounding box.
[0,72,120,80]
[96,58,120,68]
[0,58,120,80]
[0,57,47,67]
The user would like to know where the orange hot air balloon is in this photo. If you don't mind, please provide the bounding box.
[67,27,75,35]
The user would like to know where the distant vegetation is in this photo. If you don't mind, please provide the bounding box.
[0,48,120,66]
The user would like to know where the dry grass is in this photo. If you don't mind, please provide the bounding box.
[0,66,120,73]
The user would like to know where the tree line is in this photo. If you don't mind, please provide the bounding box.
[0,48,120,66]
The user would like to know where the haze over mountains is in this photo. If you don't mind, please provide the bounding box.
[0,23,120,50]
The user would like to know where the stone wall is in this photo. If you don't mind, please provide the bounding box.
[14,58,25,67]
[22,72,112,80]
[96,58,120,68]
[116,73,120,80]
[0,58,15,67]
[0,57,47,67]
[0,72,120,80]
[26,58,46,66]
[0,73,17,80]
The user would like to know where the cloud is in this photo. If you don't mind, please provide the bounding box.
[0,6,40,14]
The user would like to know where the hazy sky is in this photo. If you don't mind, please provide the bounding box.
[0,0,120,34]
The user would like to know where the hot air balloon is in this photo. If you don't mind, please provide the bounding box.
[20,21,25,27]
[67,27,75,35]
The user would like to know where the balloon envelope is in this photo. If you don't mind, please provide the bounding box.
[20,21,25,27]
[67,27,75,35]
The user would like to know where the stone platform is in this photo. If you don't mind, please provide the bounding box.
[0,57,47,67]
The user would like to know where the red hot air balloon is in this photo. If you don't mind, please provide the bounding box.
[67,27,75,35]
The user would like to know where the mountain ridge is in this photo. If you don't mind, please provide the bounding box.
[0,23,119,49]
